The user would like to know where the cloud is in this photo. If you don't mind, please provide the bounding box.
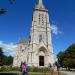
[0,41,17,56]
[0,25,61,56]
[51,24,62,35]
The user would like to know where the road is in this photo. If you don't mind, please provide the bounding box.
[61,71,75,75]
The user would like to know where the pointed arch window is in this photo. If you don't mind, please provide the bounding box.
[39,13,41,25]
[39,34,42,42]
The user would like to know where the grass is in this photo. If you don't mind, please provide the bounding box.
[0,71,66,75]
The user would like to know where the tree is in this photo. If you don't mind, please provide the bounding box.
[0,47,13,66]
[8,0,16,4]
[57,44,75,69]
[0,47,4,66]
[0,8,7,15]
[57,51,66,67]
[5,56,13,66]
[0,0,16,15]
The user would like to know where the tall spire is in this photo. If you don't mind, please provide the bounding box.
[38,0,43,5]
[35,0,45,10]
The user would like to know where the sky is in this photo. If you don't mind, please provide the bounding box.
[0,0,75,59]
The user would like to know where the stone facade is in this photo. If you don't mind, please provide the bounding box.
[13,0,54,67]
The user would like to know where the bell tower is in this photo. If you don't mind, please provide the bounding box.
[29,0,54,66]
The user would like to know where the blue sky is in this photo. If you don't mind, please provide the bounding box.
[0,0,75,59]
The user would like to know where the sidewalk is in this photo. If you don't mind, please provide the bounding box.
[61,71,75,75]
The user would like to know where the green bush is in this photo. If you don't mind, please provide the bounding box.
[0,66,20,72]
[28,67,52,72]
[0,66,52,72]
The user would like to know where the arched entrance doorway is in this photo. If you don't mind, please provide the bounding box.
[38,47,48,66]
[39,56,44,66]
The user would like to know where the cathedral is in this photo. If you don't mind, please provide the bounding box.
[13,0,54,67]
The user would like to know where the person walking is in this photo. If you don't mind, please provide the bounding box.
[22,63,26,75]
[20,62,22,72]
[26,63,28,75]
[20,62,23,75]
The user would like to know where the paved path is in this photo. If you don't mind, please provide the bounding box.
[61,71,75,75]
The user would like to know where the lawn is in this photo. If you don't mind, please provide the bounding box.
[0,72,66,75]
